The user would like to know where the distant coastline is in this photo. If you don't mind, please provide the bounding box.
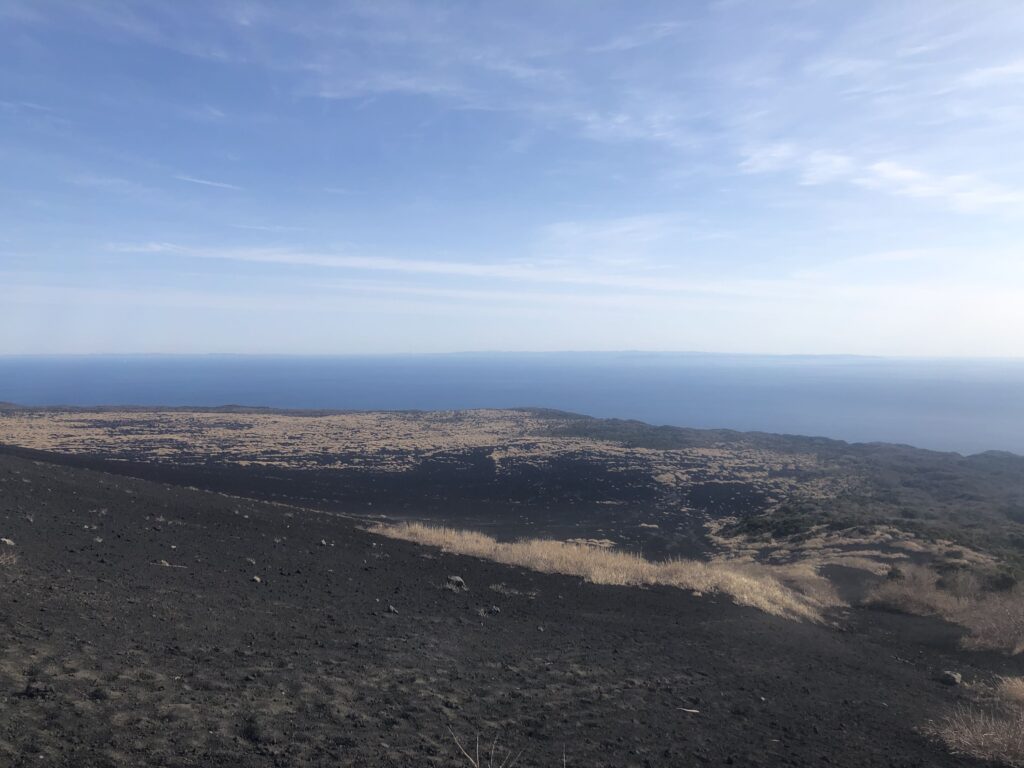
[2,353,1023,455]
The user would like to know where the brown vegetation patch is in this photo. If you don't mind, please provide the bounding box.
[999,677,1024,704]
[370,522,831,622]
[866,565,1024,654]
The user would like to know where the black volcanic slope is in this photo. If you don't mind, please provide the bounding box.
[0,454,1019,767]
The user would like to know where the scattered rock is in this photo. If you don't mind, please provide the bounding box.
[252,575,262,584]
[937,670,962,686]
[0,538,14,546]
[444,575,468,592]
[319,539,327,546]
[87,686,110,701]
[245,557,256,565]
[387,604,399,614]
[16,681,53,700]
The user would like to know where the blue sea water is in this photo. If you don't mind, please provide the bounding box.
[1,353,1023,456]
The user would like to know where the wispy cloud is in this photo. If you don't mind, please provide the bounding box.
[173,174,242,190]
[738,144,797,174]
[229,223,306,233]
[740,145,1024,214]
[179,104,226,122]
[112,236,1016,305]
[534,213,729,270]
[957,58,1024,88]
[5,279,656,314]
[67,175,153,195]
[587,22,685,53]
[0,100,53,113]
[108,241,775,298]
[0,0,43,22]
[855,161,1024,213]
[799,151,855,185]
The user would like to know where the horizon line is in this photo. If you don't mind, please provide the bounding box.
[1,351,1023,362]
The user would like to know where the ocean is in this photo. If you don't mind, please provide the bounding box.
[1,353,1023,456]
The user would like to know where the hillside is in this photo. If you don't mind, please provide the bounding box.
[0,452,1018,766]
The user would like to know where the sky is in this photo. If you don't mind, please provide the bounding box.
[2,0,1024,356]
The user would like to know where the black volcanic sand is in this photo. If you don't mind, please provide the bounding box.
[1,454,1021,767]
[0,445,715,560]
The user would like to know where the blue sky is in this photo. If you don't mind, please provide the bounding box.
[2,0,1023,355]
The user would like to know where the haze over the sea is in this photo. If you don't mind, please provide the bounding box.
[2,353,1023,456]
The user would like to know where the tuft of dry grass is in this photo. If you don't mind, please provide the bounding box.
[866,565,1024,654]
[957,589,1024,655]
[0,550,17,568]
[926,705,1024,767]
[929,675,1024,768]
[866,565,963,616]
[999,677,1024,704]
[745,560,845,611]
[371,523,831,622]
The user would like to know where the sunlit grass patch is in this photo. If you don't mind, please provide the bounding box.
[927,704,1024,767]
[370,522,830,622]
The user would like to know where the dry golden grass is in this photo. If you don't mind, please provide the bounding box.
[866,565,1024,654]
[0,550,17,568]
[0,408,853,509]
[958,590,1024,655]
[928,674,1024,765]
[371,523,830,622]
[927,705,1024,767]
[998,677,1024,704]
[866,566,963,615]
[707,520,997,586]
[741,560,845,610]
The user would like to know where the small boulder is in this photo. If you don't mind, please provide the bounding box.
[252,575,262,584]
[937,670,962,686]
